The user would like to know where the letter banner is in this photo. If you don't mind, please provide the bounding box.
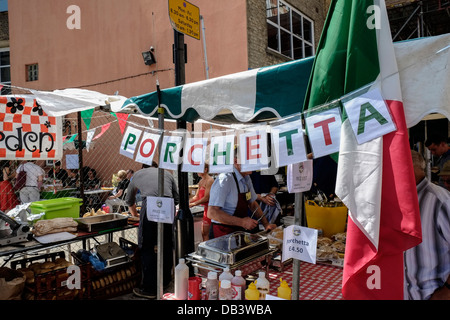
[120,126,142,159]
[209,134,235,173]
[239,128,269,172]
[135,131,160,166]
[159,134,183,171]
[182,136,208,173]
[271,119,308,168]
[343,88,397,145]
[0,97,62,160]
[305,107,342,158]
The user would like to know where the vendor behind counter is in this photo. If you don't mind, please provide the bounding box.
[47,161,69,186]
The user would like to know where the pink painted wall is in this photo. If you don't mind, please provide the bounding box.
[9,0,249,97]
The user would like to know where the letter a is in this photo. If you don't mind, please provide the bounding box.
[358,102,388,135]
[366,265,381,290]
[67,5,81,30]
[67,265,81,289]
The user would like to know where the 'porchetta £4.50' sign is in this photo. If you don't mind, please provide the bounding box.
[0,97,62,160]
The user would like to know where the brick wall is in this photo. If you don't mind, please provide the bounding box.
[246,0,328,69]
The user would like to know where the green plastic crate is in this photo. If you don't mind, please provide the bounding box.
[30,197,83,220]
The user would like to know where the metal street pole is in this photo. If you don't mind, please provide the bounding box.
[156,81,165,300]
[173,30,194,264]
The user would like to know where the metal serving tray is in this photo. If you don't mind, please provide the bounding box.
[195,231,270,265]
[75,213,128,232]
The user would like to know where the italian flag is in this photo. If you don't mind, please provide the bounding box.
[304,0,422,299]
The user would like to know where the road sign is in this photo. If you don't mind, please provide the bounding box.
[168,0,200,40]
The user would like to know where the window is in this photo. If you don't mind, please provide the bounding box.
[26,63,39,82]
[0,48,11,94]
[266,0,314,60]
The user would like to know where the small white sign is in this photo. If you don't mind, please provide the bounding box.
[286,160,313,193]
[282,225,318,264]
[146,196,175,224]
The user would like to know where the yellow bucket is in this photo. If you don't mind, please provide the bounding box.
[305,200,348,237]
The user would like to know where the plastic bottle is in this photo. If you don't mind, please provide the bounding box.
[219,279,232,300]
[255,271,270,300]
[219,267,233,286]
[174,258,189,300]
[277,278,291,300]
[245,282,260,300]
[205,271,219,300]
[231,270,246,300]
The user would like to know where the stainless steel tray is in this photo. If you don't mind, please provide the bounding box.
[75,213,128,232]
[195,231,269,265]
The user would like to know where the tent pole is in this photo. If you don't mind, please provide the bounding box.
[77,111,86,215]
[156,81,165,300]
[292,192,303,300]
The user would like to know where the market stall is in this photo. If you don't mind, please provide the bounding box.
[111,31,450,300]
[0,27,449,300]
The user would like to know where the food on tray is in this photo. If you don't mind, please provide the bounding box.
[316,246,339,261]
[83,208,107,217]
[315,233,346,263]
[317,236,333,247]
[331,240,345,253]
[332,232,346,242]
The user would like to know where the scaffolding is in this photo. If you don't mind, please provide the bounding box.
[386,0,450,40]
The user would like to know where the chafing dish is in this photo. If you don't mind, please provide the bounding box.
[194,231,271,265]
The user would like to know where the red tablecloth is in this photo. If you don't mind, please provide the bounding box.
[267,262,343,300]
[163,261,343,300]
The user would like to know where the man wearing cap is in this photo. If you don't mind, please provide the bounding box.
[207,146,277,238]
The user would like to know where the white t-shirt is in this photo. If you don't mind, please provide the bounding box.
[17,162,45,187]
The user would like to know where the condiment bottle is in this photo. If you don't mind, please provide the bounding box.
[219,279,232,300]
[174,258,189,300]
[245,282,260,300]
[256,271,270,300]
[205,271,219,300]
[219,267,233,286]
[231,270,246,300]
[277,278,291,300]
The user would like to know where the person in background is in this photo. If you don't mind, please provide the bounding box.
[105,170,130,212]
[0,160,19,212]
[47,161,69,186]
[125,164,179,299]
[127,169,134,181]
[85,168,100,190]
[438,161,450,192]
[404,150,450,300]
[208,145,277,238]
[425,133,450,187]
[85,168,101,210]
[17,160,45,204]
[189,163,214,241]
[66,169,79,188]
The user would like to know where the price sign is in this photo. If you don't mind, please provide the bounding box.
[282,225,318,264]
[168,0,200,40]
[146,196,175,224]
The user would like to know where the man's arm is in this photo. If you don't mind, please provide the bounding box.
[430,276,450,300]
[248,201,276,231]
[208,206,258,231]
